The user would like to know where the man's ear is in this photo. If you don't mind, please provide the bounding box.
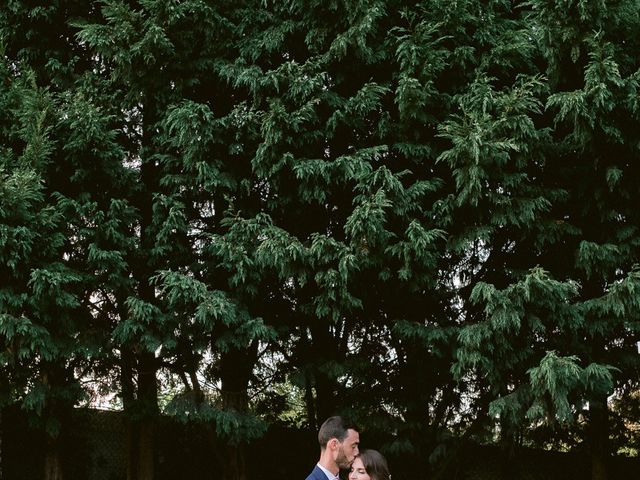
[330,438,339,450]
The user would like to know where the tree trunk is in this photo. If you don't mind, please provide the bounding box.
[218,341,258,480]
[123,348,158,480]
[134,351,158,480]
[303,369,318,430]
[41,366,70,480]
[125,92,160,480]
[122,347,139,480]
[126,418,139,480]
[44,435,63,480]
[314,369,336,423]
[221,444,246,480]
[136,419,155,480]
[309,321,339,422]
[590,393,609,480]
[125,393,157,480]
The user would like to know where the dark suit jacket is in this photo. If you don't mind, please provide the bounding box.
[305,465,330,480]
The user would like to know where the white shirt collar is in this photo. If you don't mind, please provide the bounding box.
[317,463,339,480]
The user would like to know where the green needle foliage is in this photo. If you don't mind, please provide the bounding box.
[2,1,640,479]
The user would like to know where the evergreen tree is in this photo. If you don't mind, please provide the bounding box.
[1,3,102,478]
[76,1,275,478]
[450,2,640,479]
[2,2,639,479]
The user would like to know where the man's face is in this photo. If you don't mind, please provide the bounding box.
[335,428,360,469]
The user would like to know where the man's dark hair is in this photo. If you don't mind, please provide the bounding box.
[317,416,359,448]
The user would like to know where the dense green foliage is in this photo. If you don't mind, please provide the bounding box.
[1,0,639,479]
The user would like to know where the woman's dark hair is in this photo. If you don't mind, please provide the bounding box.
[358,449,390,480]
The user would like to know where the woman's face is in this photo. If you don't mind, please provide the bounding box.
[348,457,370,480]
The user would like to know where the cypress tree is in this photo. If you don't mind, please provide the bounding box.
[2,2,639,479]
[0,3,104,478]
[450,2,640,479]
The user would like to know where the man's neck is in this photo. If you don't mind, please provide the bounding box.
[317,457,339,476]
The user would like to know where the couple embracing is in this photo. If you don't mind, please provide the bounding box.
[305,416,390,480]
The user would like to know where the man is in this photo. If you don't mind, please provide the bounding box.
[305,416,360,480]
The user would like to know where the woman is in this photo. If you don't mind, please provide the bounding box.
[348,449,390,480]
